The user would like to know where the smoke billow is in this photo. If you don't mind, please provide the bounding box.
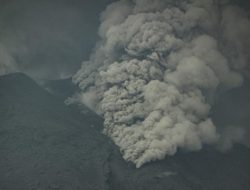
[73,0,250,167]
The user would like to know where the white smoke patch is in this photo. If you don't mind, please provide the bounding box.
[73,0,249,167]
[217,126,247,151]
[78,88,100,112]
[0,43,17,75]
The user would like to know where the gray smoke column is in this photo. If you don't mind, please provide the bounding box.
[72,0,249,168]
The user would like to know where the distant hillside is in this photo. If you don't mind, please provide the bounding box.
[0,73,250,190]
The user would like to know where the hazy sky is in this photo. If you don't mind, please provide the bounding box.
[0,0,115,79]
[0,0,250,80]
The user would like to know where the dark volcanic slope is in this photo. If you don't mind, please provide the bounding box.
[0,73,250,190]
[0,73,110,190]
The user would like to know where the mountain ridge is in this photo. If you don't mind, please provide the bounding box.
[0,72,250,190]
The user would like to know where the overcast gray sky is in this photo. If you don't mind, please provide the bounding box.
[0,0,114,79]
[0,0,249,80]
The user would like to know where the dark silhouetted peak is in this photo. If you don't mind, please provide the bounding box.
[0,73,109,190]
[0,72,47,98]
[0,72,37,87]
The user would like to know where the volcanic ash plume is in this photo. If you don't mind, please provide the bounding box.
[73,0,249,167]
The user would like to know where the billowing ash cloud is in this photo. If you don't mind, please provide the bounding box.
[72,0,250,167]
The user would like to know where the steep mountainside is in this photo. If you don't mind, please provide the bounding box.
[0,73,250,190]
[0,73,110,190]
